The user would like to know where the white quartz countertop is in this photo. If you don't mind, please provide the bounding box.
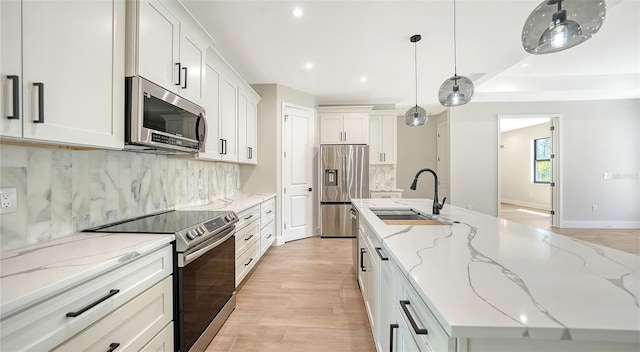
[179,193,276,213]
[351,198,640,343]
[0,233,174,317]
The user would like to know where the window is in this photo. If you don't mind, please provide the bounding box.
[534,137,551,183]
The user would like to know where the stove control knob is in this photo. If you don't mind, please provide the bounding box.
[186,232,196,240]
[197,227,205,236]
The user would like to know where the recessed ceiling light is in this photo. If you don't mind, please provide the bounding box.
[360,76,368,82]
[292,8,303,17]
[305,63,313,70]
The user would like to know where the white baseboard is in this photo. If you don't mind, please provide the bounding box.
[559,221,640,229]
[501,198,550,211]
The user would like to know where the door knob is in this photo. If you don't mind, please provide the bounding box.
[308,188,313,192]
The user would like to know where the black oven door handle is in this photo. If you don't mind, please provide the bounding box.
[180,227,235,267]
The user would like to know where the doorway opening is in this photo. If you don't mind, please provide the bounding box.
[498,114,560,228]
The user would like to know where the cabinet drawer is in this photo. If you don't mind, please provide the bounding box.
[235,218,260,256]
[398,275,451,352]
[140,321,174,352]
[53,276,173,351]
[236,241,260,286]
[1,245,173,352]
[370,191,402,199]
[260,198,275,228]
[260,220,275,255]
[236,205,260,229]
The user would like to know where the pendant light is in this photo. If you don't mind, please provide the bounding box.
[438,0,474,107]
[405,34,428,126]
[522,0,606,55]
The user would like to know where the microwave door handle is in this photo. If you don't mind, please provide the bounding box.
[196,113,207,145]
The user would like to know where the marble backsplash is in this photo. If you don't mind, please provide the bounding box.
[370,164,396,190]
[0,144,239,251]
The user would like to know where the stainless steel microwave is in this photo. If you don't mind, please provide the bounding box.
[125,76,206,154]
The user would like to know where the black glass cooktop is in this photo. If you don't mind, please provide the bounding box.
[87,210,230,234]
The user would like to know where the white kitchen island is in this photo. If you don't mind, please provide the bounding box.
[351,198,639,352]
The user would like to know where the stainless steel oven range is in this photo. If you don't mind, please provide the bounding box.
[85,210,238,352]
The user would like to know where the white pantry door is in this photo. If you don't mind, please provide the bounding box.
[283,104,314,242]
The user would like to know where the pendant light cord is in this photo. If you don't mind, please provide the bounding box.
[453,0,458,77]
[414,39,418,108]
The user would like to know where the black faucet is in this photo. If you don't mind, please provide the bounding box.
[410,168,446,215]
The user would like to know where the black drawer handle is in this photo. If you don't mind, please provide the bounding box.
[66,289,120,318]
[390,323,399,352]
[7,75,19,119]
[244,258,253,266]
[399,300,428,335]
[266,210,273,214]
[244,214,254,220]
[360,248,366,272]
[244,234,254,241]
[266,233,272,239]
[33,82,44,123]
[107,343,120,352]
[375,247,389,261]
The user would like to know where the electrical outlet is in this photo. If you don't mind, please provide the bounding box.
[0,188,18,214]
[592,204,598,212]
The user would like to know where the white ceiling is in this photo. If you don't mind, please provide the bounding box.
[182,0,640,114]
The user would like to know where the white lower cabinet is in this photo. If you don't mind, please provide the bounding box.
[235,205,261,286]
[1,245,173,352]
[140,322,174,352]
[53,276,173,352]
[395,306,421,352]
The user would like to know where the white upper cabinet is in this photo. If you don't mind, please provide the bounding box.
[238,88,258,164]
[130,0,206,105]
[369,113,397,164]
[317,106,372,145]
[0,0,124,149]
[136,0,180,92]
[219,74,238,162]
[199,60,221,160]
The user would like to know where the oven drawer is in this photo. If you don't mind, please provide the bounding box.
[236,217,260,256]
[52,276,173,351]
[236,241,260,286]
[1,245,173,352]
[236,205,260,230]
[260,198,275,228]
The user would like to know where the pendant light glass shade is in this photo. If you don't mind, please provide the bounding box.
[522,0,606,55]
[405,34,428,126]
[439,0,474,107]
[438,75,474,106]
[405,105,428,126]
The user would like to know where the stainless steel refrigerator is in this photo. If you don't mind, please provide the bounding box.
[320,144,369,237]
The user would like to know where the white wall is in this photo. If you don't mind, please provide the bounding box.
[500,122,551,210]
[450,99,640,228]
[396,112,441,199]
[242,84,317,242]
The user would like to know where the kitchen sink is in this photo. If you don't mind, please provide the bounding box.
[372,209,430,220]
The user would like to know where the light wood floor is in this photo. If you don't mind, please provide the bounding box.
[206,237,375,352]
[500,203,640,255]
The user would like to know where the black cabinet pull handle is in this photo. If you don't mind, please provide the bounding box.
[175,63,181,85]
[7,75,19,119]
[244,234,254,241]
[220,139,224,154]
[360,248,366,272]
[244,214,253,220]
[244,258,253,266]
[223,139,227,154]
[375,247,389,261]
[390,323,399,352]
[182,67,188,88]
[33,82,44,123]
[266,210,273,214]
[399,300,428,335]
[106,343,120,352]
[66,289,120,318]
[266,233,272,239]
[308,187,313,192]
